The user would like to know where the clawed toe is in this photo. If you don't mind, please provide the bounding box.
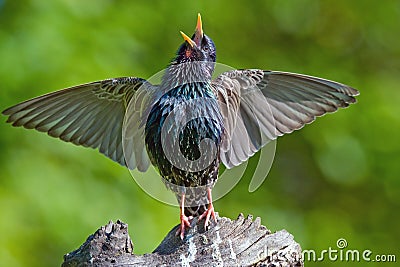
[199,203,216,229]
[176,213,193,240]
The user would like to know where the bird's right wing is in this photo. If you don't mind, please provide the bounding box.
[212,69,359,169]
[2,77,155,171]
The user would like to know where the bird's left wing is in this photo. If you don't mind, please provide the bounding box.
[2,77,154,171]
[212,69,359,169]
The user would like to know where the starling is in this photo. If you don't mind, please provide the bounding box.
[2,14,359,239]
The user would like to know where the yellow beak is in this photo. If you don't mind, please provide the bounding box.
[196,13,203,37]
[180,31,196,47]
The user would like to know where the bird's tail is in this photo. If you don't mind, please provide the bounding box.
[177,188,209,217]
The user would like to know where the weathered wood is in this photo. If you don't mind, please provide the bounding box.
[62,214,303,267]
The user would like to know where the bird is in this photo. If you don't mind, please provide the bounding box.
[2,14,359,239]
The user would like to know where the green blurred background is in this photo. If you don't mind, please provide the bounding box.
[1,0,399,266]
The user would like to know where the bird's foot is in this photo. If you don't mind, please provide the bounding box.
[176,213,193,240]
[199,203,216,229]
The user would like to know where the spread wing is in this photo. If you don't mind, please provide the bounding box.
[212,69,359,168]
[2,77,154,171]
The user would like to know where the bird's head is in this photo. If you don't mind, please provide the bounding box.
[174,14,216,64]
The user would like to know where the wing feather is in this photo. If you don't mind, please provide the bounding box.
[2,77,153,170]
[213,69,359,168]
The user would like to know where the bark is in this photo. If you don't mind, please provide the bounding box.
[62,214,303,267]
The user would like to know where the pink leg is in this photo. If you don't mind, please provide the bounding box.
[199,188,216,228]
[176,193,193,240]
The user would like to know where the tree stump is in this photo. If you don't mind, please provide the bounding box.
[62,214,303,267]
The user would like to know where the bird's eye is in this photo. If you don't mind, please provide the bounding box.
[203,45,209,51]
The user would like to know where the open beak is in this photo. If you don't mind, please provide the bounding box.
[180,13,204,48]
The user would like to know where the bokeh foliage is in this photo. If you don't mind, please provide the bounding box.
[0,0,399,266]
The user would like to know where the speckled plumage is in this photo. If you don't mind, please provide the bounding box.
[145,81,223,216]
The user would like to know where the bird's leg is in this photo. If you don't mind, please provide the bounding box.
[199,187,216,229]
[176,193,193,240]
